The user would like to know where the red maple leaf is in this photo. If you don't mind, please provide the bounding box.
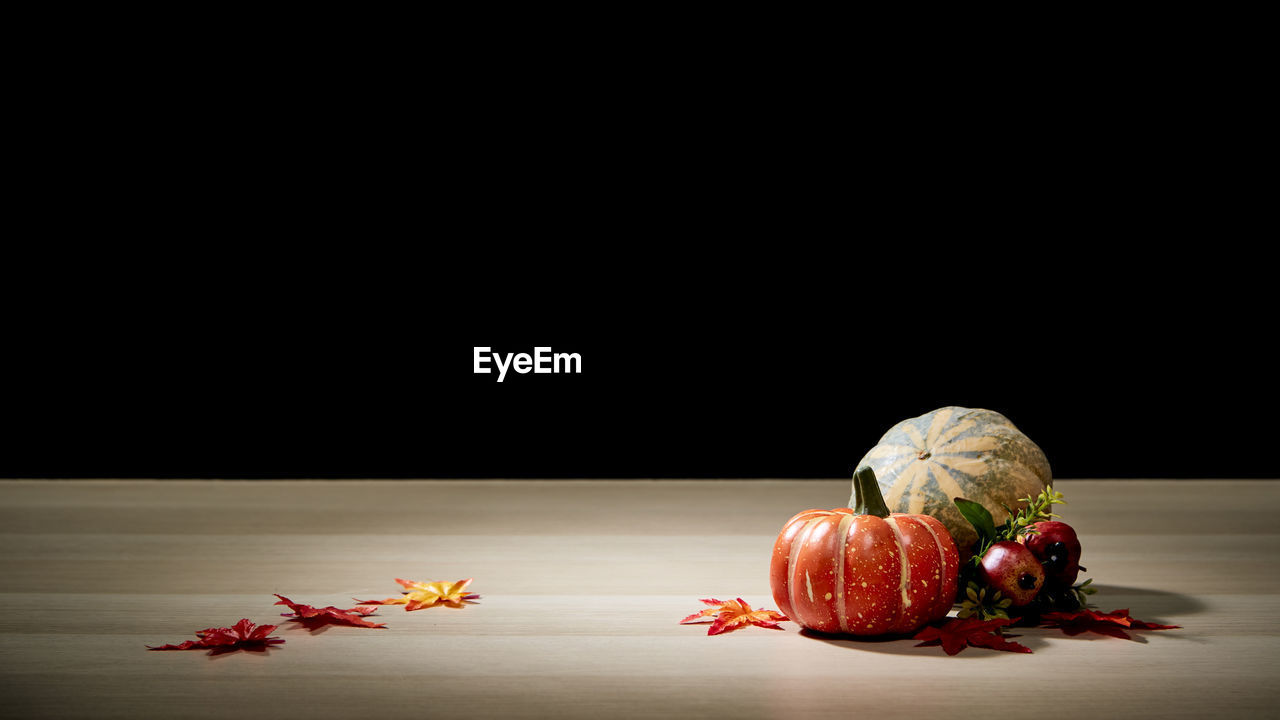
[680,598,789,635]
[273,594,386,629]
[147,618,285,655]
[913,616,1032,655]
[1039,608,1180,639]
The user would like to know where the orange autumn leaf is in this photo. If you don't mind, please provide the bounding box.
[680,598,732,624]
[680,598,788,635]
[356,578,480,611]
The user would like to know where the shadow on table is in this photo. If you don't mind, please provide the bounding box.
[799,628,1053,657]
[798,585,1199,656]
[1086,585,1206,617]
[205,644,283,661]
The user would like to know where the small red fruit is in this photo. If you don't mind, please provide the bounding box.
[979,541,1045,607]
[1020,521,1083,589]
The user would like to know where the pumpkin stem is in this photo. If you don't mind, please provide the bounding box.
[851,466,892,518]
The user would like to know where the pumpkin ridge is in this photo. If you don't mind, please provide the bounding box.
[881,460,915,509]
[865,443,917,460]
[930,417,976,450]
[771,510,827,620]
[903,464,927,514]
[926,463,966,506]
[879,454,914,481]
[883,517,912,632]
[912,514,955,621]
[923,407,955,448]
[900,423,926,452]
[787,516,828,631]
[934,433,1003,454]
[998,454,1049,486]
[834,513,854,634]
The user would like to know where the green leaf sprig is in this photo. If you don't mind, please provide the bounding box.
[1001,485,1067,540]
[1069,577,1098,607]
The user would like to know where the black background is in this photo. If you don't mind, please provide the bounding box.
[4,38,1273,480]
[4,241,1271,480]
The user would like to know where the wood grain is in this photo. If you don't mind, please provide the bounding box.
[2,479,1277,719]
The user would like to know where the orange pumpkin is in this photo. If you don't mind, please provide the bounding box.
[770,466,959,635]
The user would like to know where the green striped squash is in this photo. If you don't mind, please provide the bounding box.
[852,407,1052,551]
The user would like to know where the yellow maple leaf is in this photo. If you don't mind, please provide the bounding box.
[357,578,480,611]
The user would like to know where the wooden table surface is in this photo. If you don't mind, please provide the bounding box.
[1,479,1277,719]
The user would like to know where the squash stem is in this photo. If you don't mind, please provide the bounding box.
[851,466,892,518]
